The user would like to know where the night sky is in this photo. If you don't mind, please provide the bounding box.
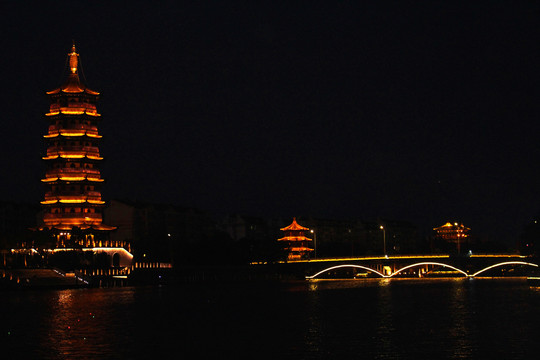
[1,1,540,242]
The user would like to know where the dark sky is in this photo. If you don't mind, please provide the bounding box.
[1,1,540,241]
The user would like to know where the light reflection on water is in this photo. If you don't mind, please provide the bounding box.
[2,278,540,359]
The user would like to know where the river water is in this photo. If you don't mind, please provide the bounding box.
[2,278,540,359]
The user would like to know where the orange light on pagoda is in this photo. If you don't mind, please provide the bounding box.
[433,222,471,254]
[58,176,86,181]
[61,109,85,115]
[58,196,87,203]
[69,44,78,73]
[41,177,59,182]
[86,133,102,138]
[42,155,59,160]
[60,154,85,159]
[40,200,58,205]
[59,130,86,136]
[87,200,105,204]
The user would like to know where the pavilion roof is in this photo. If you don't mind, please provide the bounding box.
[280,217,310,231]
[433,222,470,231]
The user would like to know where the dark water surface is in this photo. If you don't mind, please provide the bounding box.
[2,278,540,359]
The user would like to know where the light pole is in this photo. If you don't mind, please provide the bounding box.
[380,225,386,256]
[310,229,317,259]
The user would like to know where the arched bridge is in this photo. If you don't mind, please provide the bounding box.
[293,254,539,279]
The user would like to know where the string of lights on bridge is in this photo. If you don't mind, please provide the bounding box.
[305,261,539,280]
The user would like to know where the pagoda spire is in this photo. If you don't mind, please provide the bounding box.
[46,44,99,95]
[69,42,79,74]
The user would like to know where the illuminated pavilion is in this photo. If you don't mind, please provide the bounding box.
[433,222,470,254]
[40,44,118,248]
[278,218,313,261]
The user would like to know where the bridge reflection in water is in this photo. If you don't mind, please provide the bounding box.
[300,254,539,279]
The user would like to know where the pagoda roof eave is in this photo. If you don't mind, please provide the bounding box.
[280,217,310,231]
[91,224,117,231]
[46,87,100,96]
[278,236,312,242]
[46,73,100,96]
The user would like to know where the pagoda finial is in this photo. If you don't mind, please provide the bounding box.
[69,42,79,74]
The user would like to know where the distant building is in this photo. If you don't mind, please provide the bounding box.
[300,217,420,257]
[104,200,220,263]
[222,214,269,242]
[278,218,313,260]
[39,44,118,249]
[433,222,470,254]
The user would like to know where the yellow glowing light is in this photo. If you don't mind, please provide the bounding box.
[52,247,133,259]
[60,130,86,136]
[59,199,87,204]
[470,254,527,258]
[61,110,85,115]
[304,260,540,280]
[306,264,386,279]
[87,200,105,204]
[86,133,102,138]
[391,262,469,277]
[44,133,59,138]
[40,200,58,204]
[60,154,85,159]
[42,155,59,160]
[59,176,86,181]
[471,261,538,277]
[41,177,58,182]
[87,177,104,182]
[45,111,60,116]
[86,155,103,160]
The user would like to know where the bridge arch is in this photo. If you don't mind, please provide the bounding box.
[305,264,385,279]
[471,261,538,277]
[390,262,469,277]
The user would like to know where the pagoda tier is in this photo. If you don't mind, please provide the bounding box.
[433,222,470,254]
[41,44,115,239]
[278,218,313,261]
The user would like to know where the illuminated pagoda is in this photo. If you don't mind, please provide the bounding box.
[433,222,470,254]
[40,44,117,248]
[278,218,313,261]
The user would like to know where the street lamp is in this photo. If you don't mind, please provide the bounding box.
[380,225,386,256]
[310,229,317,259]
